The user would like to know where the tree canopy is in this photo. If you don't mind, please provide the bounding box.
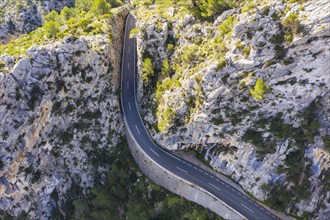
[91,0,112,15]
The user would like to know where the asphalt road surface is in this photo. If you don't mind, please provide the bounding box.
[120,13,280,220]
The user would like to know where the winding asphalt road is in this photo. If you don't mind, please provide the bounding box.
[120,13,280,220]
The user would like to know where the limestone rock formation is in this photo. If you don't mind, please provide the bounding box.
[134,0,330,218]
[0,9,128,218]
[0,0,74,44]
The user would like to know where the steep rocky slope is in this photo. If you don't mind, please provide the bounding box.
[0,3,223,219]
[0,7,128,219]
[134,0,330,218]
[0,0,74,44]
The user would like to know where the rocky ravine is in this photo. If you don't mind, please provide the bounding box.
[0,9,127,218]
[0,0,74,44]
[135,0,330,218]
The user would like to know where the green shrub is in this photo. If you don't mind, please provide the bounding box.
[44,10,60,22]
[43,21,61,38]
[195,0,233,19]
[217,59,227,69]
[161,58,173,78]
[91,22,105,35]
[0,61,5,72]
[61,6,77,21]
[138,0,153,6]
[155,77,181,103]
[211,115,224,125]
[0,0,116,57]
[141,58,155,83]
[323,136,330,152]
[250,78,271,100]
[129,28,138,38]
[282,13,301,35]
[180,45,198,63]
[218,15,235,36]
[241,1,255,13]
[157,106,176,133]
[235,40,244,49]
[91,0,111,16]
[108,0,123,8]
[78,17,93,32]
[242,128,264,148]
[167,43,174,51]
[75,0,93,11]
[243,46,251,58]
[284,33,293,43]
[284,0,302,3]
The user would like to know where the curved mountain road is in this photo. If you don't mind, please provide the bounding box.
[120,13,280,220]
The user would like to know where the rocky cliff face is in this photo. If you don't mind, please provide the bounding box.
[0,9,127,219]
[134,0,330,218]
[0,0,74,44]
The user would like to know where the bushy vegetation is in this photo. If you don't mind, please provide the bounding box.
[0,0,117,57]
[141,58,155,83]
[91,0,111,15]
[129,28,138,38]
[241,0,255,13]
[218,15,236,37]
[323,136,330,152]
[250,78,271,100]
[282,13,302,42]
[192,0,237,19]
[134,0,241,20]
[157,106,177,133]
[252,104,323,214]
[180,44,199,63]
[0,61,6,72]
[134,0,241,131]
[69,140,222,220]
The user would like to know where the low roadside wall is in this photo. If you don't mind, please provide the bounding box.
[123,119,246,220]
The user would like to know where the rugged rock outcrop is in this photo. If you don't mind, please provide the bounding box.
[0,9,128,218]
[0,0,74,44]
[134,0,330,218]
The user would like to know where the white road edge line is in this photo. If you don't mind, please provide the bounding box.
[121,15,259,220]
[135,125,140,135]
[127,81,129,90]
[164,151,181,161]
[241,203,254,213]
[176,167,189,174]
[128,102,132,111]
[209,183,221,191]
[150,148,159,157]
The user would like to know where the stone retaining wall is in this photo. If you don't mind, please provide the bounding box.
[123,118,246,220]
